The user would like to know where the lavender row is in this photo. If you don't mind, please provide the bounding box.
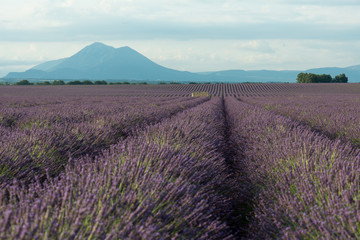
[225,97,360,239]
[0,97,208,184]
[0,97,233,239]
[0,96,187,129]
[245,95,360,147]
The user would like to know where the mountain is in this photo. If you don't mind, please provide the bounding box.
[3,42,360,82]
[199,66,360,83]
[200,66,360,83]
[198,70,299,83]
[5,42,202,82]
[346,65,360,71]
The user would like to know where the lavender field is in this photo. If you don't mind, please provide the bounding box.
[1,84,360,239]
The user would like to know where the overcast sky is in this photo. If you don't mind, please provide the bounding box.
[1,0,360,77]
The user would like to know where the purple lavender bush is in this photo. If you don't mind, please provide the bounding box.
[0,97,235,239]
[225,96,360,239]
[247,95,360,147]
[0,96,207,184]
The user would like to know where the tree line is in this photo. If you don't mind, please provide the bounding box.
[10,80,148,85]
[297,73,348,83]
[8,80,211,85]
[13,80,109,85]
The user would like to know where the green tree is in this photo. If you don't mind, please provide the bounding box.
[307,73,318,83]
[94,80,107,85]
[15,80,32,85]
[297,73,334,83]
[53,80,65,85]
[317,74,332,83]
[67,80,83,85]
[333,73,348,83]
[82,80,94,85]
[36,81,51,85]
[297,73,313,83]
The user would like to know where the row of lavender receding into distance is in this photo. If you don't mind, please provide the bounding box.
[225,97,360,239]
[1,84,360,239]
[245,95,360,147]
[0,97,238,239]
[0,96,207,184]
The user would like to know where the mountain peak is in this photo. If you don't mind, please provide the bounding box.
[81,42,115,53]
[116,45,140,54]
[85,44,137,53]
[87,42,113,48]
[69,42,113,60]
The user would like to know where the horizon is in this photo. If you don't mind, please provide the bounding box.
[1,1,360,77]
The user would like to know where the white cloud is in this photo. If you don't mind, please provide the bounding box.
[59,0,74,8]
[1,0,358,28]
[0,0,360,75]
[1,0,360,35]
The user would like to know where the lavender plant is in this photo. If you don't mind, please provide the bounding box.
[0,97,234,239]
[225,97,360,239]
[0,96,207,184]
[247,95,360,147]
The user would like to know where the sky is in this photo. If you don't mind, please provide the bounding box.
[1,0,360,77]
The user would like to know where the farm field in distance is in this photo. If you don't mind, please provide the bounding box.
[1,83,360,239]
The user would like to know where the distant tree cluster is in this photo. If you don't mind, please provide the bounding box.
[15,80,33,85]
[11,80,211,86]
[67,80,94,85]
[333,74,349,83]
[13,80,110,85]
[297,73,348,83]
[109,81,130,85]
[53,80,65,85]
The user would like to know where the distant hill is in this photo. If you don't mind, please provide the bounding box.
[198,70,299,83]
[199,66,360,83]
[3,42,360,83]
[5,42,202,82]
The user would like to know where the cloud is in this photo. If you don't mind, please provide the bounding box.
[0,0,360,75]
[1,19,359,42]
[1,0,360,35]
